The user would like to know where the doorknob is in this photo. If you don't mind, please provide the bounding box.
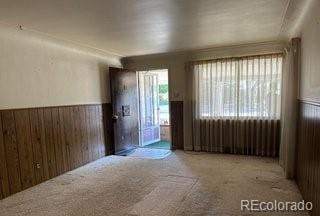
[112,115,119,122]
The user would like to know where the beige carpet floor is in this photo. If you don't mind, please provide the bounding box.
[0,151,308,216]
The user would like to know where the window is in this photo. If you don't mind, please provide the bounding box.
[193,54,283,119]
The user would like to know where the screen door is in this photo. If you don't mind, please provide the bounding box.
[138,72,160,146]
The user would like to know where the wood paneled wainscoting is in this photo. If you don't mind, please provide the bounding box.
[194,118,280,157]
[0,103,113,200]
[170,101,184,150]
[296,100,320,216]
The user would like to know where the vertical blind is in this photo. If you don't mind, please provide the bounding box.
[193,54,283,120]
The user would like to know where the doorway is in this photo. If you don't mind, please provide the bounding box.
[109,67,171,157]
[137,69,171,150]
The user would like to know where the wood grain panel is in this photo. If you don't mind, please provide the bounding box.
[296,100,320,216]
[1,111,22,194]
[79,106,89,165]
[14,110,36,190]
[51,108,65,175]
[58,107,70,173]
[97,106,106,158]
[29,109,46,184]
[38,109,50,181]
[61,107,74,170]
[0,103,112,200]
[43,108,58,179]
[71,106,83,168]
[88,105,99,161]
[0,113,10,198]
[170,101,184,150]
[85,106,94,162]
[92,106,100,160]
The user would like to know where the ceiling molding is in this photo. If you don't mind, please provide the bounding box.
[123,40,287,61]
[278,0,316,39]
[0,21,124,59]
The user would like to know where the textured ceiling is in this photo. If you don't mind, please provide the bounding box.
[0,0,301,56]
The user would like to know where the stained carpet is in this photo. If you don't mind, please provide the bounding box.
[0,151,308,216]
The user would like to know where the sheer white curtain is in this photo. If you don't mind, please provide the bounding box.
[279,38,300,179]
[190,54,283,155]
[193,54,283,120]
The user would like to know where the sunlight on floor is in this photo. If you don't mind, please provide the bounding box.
[143,141,170,149]
[125,148,171,159]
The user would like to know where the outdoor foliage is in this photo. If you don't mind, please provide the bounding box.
[159,84,169,105]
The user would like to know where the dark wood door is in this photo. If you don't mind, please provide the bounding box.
[109,67,139,154]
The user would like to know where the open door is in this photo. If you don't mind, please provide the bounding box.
[138,72,160,146]
[109,67,139,155]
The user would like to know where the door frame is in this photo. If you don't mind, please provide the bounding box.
[136,68,172,150]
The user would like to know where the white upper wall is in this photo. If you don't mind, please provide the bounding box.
[0,23,121,109]
[123,41,286,101]
[299,0,320,102]
[0,0,313,110]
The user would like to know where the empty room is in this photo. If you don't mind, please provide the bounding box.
[0,0,319,215]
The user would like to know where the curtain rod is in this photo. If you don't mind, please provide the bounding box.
[189,52,284,64]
